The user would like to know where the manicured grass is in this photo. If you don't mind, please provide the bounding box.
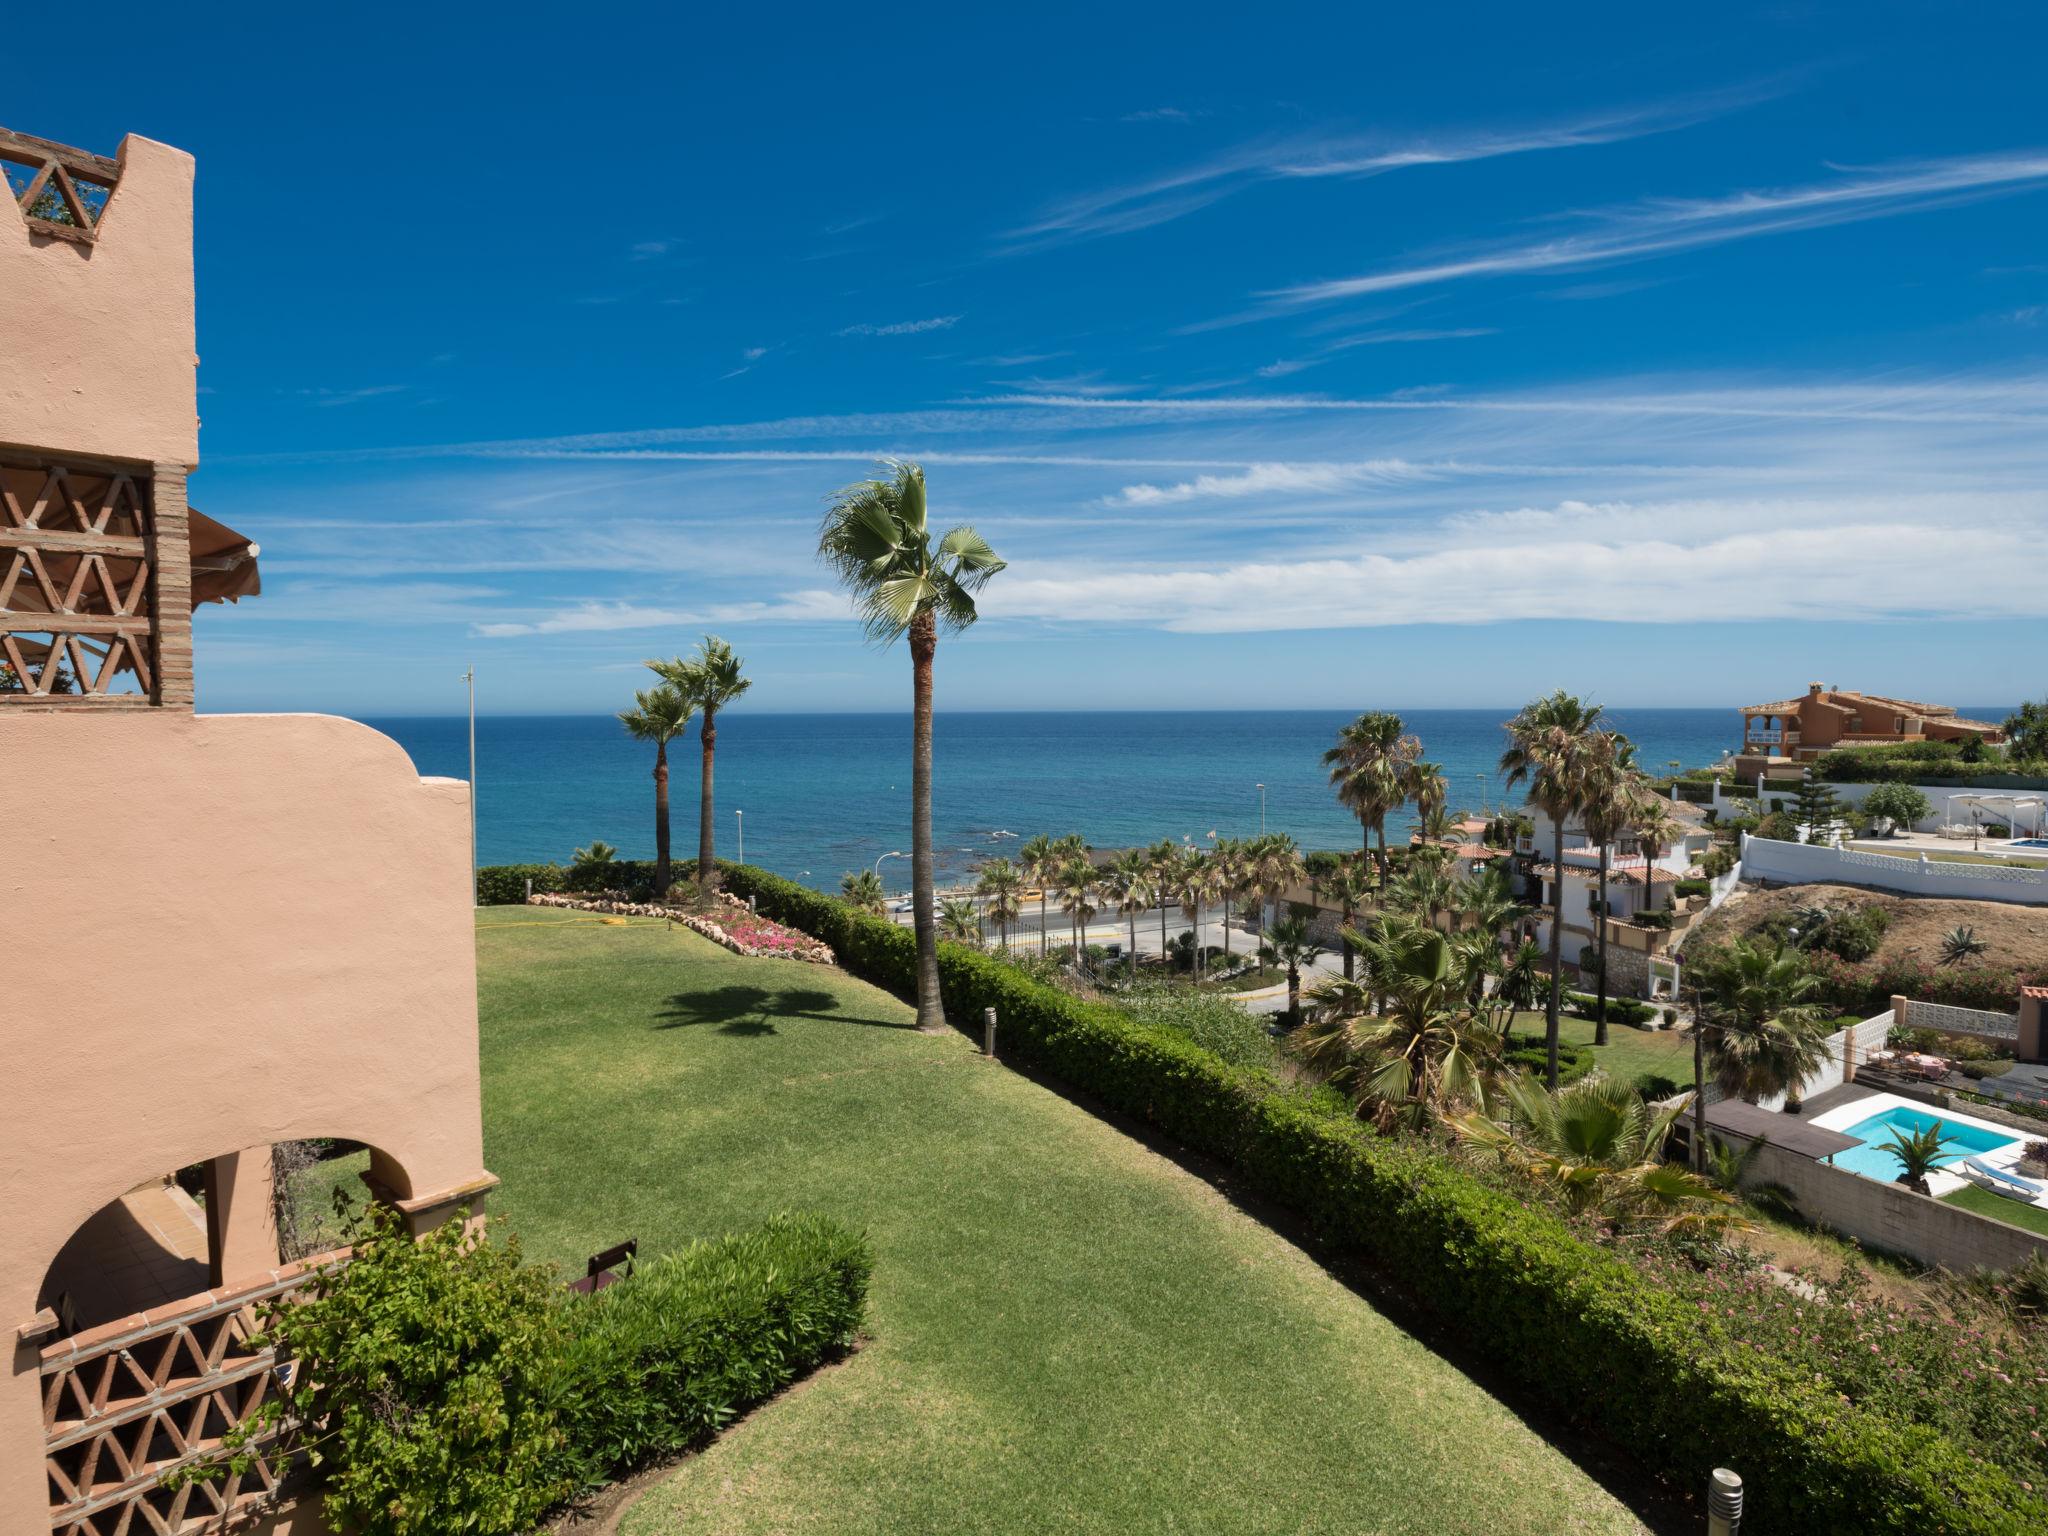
[469,908,1643,1536]
[1510,1010,1693,1086]
[1941,1183,2048,1238]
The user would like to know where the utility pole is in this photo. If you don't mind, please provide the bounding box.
[1257,782,1266,835]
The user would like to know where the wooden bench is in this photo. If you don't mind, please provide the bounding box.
[566,1239,637,1294]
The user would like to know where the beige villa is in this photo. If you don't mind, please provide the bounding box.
[1734,682,2005,778]
[2,125,492,1535]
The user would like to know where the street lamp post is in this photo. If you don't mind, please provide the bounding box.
[736,809,743,865]
[1257,782,1266,835]
[875,849,907,885]
[1475,772,1486,818]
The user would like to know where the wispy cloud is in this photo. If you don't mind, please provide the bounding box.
[1121,107,1196,124]
[1255,327,1496,377]
[1261,150,2048,308]
[475,590,848,637]
[1004,89,1764,249]
[629,239,681,260]
[837,315,962,337]
[296,384,410,407]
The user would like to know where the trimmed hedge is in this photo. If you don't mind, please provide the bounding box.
[714,861,2044,1533]
[560,1212,870,1479]
[1564,990,1658,1026]
[478,863,566,905]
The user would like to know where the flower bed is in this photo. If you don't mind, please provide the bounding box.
[527,892,834,964]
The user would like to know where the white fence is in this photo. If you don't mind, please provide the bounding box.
[1685,775,2044,835]
[1738,833,2048,905]
[1900,998,2021,1042]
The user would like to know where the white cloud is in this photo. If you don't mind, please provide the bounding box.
[475,590,848,637]
[1261,150,2048,307]
[1005,88,1766,248]
[836,315,961,337]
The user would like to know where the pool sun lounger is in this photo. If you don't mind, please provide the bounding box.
[1960,1157,2046,1203]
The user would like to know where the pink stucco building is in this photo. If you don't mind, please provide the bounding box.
[2,125,493,1535]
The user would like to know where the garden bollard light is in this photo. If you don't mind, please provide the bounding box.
[1706,1467,1742,1535]
[525,877,532,901]
[984,1007,997,1058]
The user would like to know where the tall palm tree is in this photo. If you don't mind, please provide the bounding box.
[1324,712,1423,882]
[1326,857,1376,981]
[1576,732,1639,1048]
[617,681,695,898]
[975,859,1023,953]
[1210,838,1245,965]
[1246,833,1306,938]
[1500,690,1604,1088]
[840,868,886,914]
[653,636,752,891]
[1147,839,1180,957]
[1018,834,1057,957]
[1407,760,1448,836]
[1103,849,1155,981]
[1054,857,1100,963]
[1691,937,1833,1103]
[821,462,1004,1029]
[1173,850,1215,981]
[1259,914,1325,1028]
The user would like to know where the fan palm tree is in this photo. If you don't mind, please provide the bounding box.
[938,896,981,944]
[1259,914,1325,1028]
[1500,690,1605,1088]
[1407,760,1448,835]
[1691,938,1833,1104]
[1246,833,1306,938]
[1324,712,1422,882]
[1018,834,1057,956]
[820,461,1004,1029]
[1210,838,1246,965]
[1055,857,1099,965]
[975,859,1024,952]
[1453,1077,1739,1232]
[617,681,695,899]
[1576,733,1640,1048]
[840,868,885,914]
[1879,1123,1962,1196]
[1102,849,1156,981]
[571,840,617,872]
[1326,857,1377,981]
[652,635,751,891]
[1296,925,1499,1128]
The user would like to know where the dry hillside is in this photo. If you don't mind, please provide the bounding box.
[1688,881,2048,970]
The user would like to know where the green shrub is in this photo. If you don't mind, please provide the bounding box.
[1504,1034,1595,1084]
[1959,1059,2015,1081]
[1673,878,1712,899]
[183,1204,578,1536]
[1630,1071,1685,1100]
[478,863,567,905]
[1120,984,1276,1070]
[712,861,2045,1532]
[1563,990,1657,1026]
[559,1213,870,1477]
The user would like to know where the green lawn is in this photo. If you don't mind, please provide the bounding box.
[1941,1183,2048,1238]
[1510,1010,1693,1086]
[463,908,1642,1536]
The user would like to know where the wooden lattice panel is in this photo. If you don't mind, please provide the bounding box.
[0,461,156,703]
[38,1259,344,1536]
[1,127,119,244]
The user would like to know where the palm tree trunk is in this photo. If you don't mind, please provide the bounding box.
[1341,904,1355,981]
[696,706,718,890]
[1222,895,1232,962]
[1545,821,1564,1088]
[1594,848,1611,1048]
[1128,910,1138,980]
[1288,965,1300,1028]
[908,613,943,1030]
[1375,818,1390,886]
[653,740,672,898]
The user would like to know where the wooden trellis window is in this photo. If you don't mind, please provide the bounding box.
[0,457,192,708]
[2,128,119,244]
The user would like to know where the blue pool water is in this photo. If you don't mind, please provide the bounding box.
[2013,838,2048,849]
[1828,1105,2015,1182]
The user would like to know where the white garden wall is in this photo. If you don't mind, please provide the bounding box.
[1738,834,2048,905]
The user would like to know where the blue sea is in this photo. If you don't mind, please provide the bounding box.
[355,708,1760,892]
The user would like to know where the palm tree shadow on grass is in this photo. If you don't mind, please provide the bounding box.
[655,985,916,1036]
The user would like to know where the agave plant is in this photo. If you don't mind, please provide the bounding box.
[1938,924,1988,966]
[1453,1076,1740,1233]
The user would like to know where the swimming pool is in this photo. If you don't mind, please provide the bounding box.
[1826,1104,2017,1182]
[2014,837,2048,849]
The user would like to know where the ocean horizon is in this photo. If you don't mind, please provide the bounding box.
[350,706,2019,890]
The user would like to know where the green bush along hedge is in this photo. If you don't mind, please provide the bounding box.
[477,863,567,905]
[712,861,2042,1534]
[560,1212,871,1479]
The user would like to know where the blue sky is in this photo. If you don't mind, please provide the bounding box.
[15,2,2048,715]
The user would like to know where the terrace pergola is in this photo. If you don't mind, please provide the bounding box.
[1942,793,2047,838]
